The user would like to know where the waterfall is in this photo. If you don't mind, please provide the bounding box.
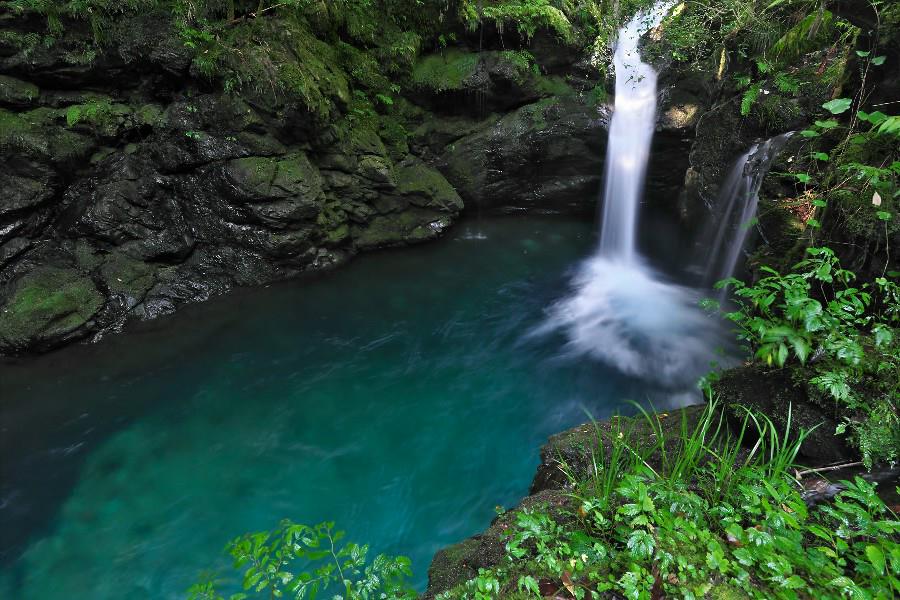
[533,1,732,390]
[703,133,792,289]
[598,1,674,260]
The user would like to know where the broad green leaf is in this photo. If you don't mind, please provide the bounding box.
[800,129,820,138]
[872,55,886,65]
[822,98,852,114]
[877,211,892,221]
[814,119,839,129]
[813,152,829,161]
[807,218,821,228]
[866,545,885,574]
[812,199,827,207]
[864,111,888,125]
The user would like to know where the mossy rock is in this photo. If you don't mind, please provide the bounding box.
[0,107,95,165]
[226,154,325,203]
[333,119,388,158]
[394,161,463,212]
[424,489,571,599]
[351,209,453,249]
[0,267,105,352]
[99,252,156,303]
[713,366,855,464]
[0,74,39,108]
[64,100,134,137]
[530,405,708,494]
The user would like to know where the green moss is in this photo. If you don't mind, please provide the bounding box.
[0,107,94,163]
[65,99,133,136]
[135,103,163,127]
[220,17,351,118]
[352,209,451,249]
[411,50,480,92]
[316,202,348,230]
[377,116,410,161]
[325,223,350,245]
[522,96,559,131]
[228,154,324,201]
[394,162,463,211]
[0,74,39,106]
[0,267,104,349]
[426,537,481,594]
[534,75,574,98]
[99,252,155,298]
[335,119,388,158]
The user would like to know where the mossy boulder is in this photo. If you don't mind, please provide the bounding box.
[434,95,607,211]
[411,50,481,93]
[0,107,95,166]
[0,267,105,352]
[530,405,708,493]
[64,99,136,138]
[99,252,156,307]
[410,49,572,114]
[395,161,463,211]
[225,154,325,205]
[351,210,453,249]
[0,74,39,108]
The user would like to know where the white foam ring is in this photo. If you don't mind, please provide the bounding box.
[534,256,727,386]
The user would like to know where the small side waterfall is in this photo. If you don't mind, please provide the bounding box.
[703,133,792,288]
[598,2,673,260]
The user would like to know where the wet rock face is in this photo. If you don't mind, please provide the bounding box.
[0,14,465,355]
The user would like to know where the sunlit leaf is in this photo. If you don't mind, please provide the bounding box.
[822,98,852,114]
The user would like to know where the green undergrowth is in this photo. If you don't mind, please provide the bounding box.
[189,399,900,599]
[436,400,899,599]
[712,247,900,469]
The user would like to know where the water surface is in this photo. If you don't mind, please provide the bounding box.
[0,215,716,599]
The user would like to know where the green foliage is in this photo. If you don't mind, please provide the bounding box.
[65,98,114,128]
[717,247,900,467]
[5,0,157,38]
[437,401,900,599]
[410,50,480,92]
[475,0,574,41]
[188,520,415,600]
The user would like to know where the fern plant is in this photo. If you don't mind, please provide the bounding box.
[715,247,900,467]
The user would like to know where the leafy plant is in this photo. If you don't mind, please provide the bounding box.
[436,400,900,599]
[188,520,414,600]
[716,247,900,467]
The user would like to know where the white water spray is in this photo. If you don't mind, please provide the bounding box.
[535,2,730,387]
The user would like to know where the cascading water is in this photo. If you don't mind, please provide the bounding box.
[598,2,672,260]
[702,133,793,290]
[533,1,730,390]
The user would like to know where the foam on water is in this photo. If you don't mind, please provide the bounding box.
[535,256,728,386]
